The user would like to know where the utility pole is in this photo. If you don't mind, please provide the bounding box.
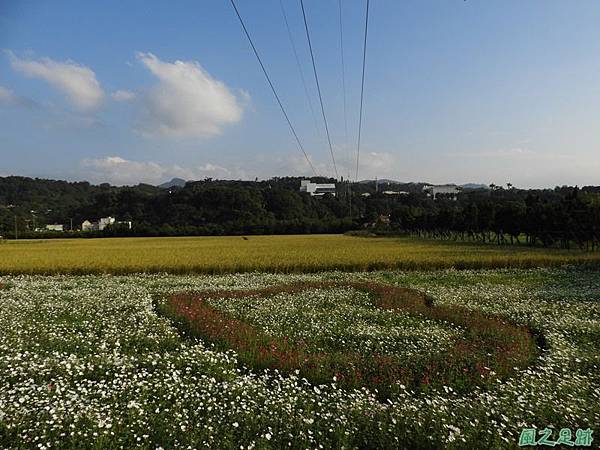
[14,215,18,240]
[348,179,352,220]
[70,218,73,231]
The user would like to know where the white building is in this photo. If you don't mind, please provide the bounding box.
[382,190,409,196]
[45,224,64,232]
[81,220,95,231]
[81,217,117,231]
[423,184,461,200]
[116,220,132,230]
[299,180,336,197]
[98,217,115,231]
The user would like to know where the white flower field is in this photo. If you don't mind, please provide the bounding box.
[0,268,598,449]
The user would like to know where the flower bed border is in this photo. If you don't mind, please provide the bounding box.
[157,282,541,398]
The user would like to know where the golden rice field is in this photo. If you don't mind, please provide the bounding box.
[1,234,598,275]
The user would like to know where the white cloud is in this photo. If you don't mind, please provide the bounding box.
[0,85,36,108]
[281,154,320,177]
[454,147,532,158]
[264,150,397,181]
[111,90,135,102]
[334,151,396,180]
[357,152,396,176]
[0,86,16,103]
[80,156,238,186]
[135,52,244,139]
[9,52,104,110]
[453,147,572,161]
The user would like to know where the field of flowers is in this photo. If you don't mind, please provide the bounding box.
[158,282,539,398]
[0,268,598,449]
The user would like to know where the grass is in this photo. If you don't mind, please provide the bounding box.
[1,234,599,275]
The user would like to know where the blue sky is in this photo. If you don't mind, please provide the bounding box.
[1,0,599,187]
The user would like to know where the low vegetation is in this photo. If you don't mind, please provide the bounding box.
[158,282,539,398]
[1,235,599,275]
[0,268,598,448]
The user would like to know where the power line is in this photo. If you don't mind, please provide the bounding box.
[338,0,350,180]
[355,0,370,182]
[300,0,339,180]
[229,0,317,177]
[279,0,321,141]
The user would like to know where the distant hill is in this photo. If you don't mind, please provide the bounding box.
[359,180,489,191]
[158,178,187,189]
[359,179,402,185]
[159,177,488,191]
[1,174,598,242]
[461,183,489,190]
[358,179,429,193]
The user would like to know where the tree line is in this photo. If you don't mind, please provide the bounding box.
[389,186,600,250]
[0,176,598,250]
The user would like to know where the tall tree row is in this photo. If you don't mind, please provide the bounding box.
[1,176,598,250]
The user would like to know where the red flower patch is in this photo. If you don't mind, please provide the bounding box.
[157,282,541,399]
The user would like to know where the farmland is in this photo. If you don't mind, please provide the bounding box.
[0,268,599,449]
[0,236,598,448]
[1,234,599,275]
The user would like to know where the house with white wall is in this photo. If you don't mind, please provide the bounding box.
[299,180,336,197]
[81,217,118,231]
[423,184,462,200]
